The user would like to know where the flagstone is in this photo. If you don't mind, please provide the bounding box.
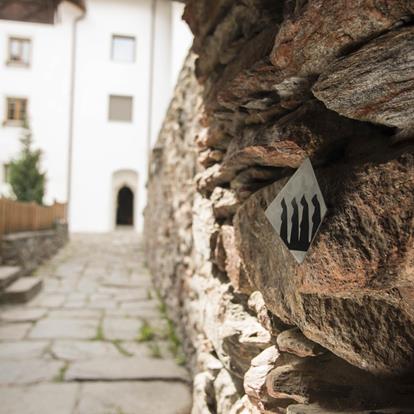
[0,341,49,359]
[29,294,66,308]
[0,308,47,323]
[76,381,191,414]
[0,323,32,340]
[0,359,64,384]
[29,318,98,339]
[48,309,102,319]
[103,317,143,340]
[65,357,189,381]
[0,383,79,414]
[51,340,121,361]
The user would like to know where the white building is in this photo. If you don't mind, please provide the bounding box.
[0,0,192,232]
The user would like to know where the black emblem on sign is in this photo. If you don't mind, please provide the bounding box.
[279,195,322,252]
[265,158,327,264]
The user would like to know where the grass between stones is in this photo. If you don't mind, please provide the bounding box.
[156,293,186,366]
[112,339,133,357]
[147,342,162,358]
[94,320,105,341]
[136,320,156,342]
[54,362,69,382]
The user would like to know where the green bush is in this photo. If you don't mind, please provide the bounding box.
[9,121,46,204]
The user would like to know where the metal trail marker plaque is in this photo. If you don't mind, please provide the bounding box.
[265,158,327,264]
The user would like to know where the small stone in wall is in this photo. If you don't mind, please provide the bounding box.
[211,187,240,219]
[276,328,325,358]
[214,369,239,414]
[248,291,287,337]
[192,371,216,414]
[221,225,253,295]
[199,149,225,168]
[244,345,280,410]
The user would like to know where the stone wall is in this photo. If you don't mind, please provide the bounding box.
[1,222,68,274]
[145,2,414,413]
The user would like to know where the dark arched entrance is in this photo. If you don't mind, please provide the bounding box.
[116,186,134,226]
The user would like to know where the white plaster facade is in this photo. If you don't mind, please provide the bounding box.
[0,0,192,232]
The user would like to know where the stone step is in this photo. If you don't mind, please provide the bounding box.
[64,357,190,382]
[0,277,43,304]
[0,266,21,290]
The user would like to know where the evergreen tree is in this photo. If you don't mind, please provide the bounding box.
[9,121,46,204]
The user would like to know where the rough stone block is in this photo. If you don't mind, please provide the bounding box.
[235,148,414,375]
[276,328,325,358]
[313,26,414,133]
[270,0,414,78]
[220,224,252,295]
[244,346,280,410]
[1,277,43,304]
[0,266,20,289]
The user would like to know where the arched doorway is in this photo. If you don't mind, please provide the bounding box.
[112,169,138,230]
[116,186,134,226]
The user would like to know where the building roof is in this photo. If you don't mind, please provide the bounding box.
[0,0,85,24]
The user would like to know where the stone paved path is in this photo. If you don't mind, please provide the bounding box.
[0,231,192,414]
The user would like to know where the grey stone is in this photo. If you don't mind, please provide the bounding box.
[51,340,121,361]
[76,381,192,414]
[103,317,143,340]
[122,340,174,358]
[0,341,49,359]
[29,293,66,308]
[0,383,79,414]
[287,405,414,414]
[89,293,112,302]
[0,224,68,274]
[67,292,87,301]
[0,266,20,289]
[244,346,280,410]
[0,359,64,384]
[192,371,216,414]
[313,27,414,133]
[64,300,86,309]
[0,308,47,323]
[87,299,117,310]
[119,300,158,310]
[48,309,102,319]
[277,328,325,358]
[1,277,43,304]
[106,307,160,319]
[214,369,239,414]
[0,323,32,340]
[65,357,190,382]
[114,289,149,302]
[29,318,98,339]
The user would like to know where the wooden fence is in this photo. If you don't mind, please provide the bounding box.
[0,198,67,237]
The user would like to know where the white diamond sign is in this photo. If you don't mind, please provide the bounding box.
[265,158,327,264]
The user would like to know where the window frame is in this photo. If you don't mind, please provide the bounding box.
[3,163,10,184]
[7,36,31,67]
[111,34,136,63]
[108,94,134,123]
[4,96,28,126]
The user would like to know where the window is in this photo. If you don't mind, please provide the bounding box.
[8,37,31,66]
[5,97,27,124]
[108,95,133,122]
[111,35,136,63]
[3,164,10,183]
